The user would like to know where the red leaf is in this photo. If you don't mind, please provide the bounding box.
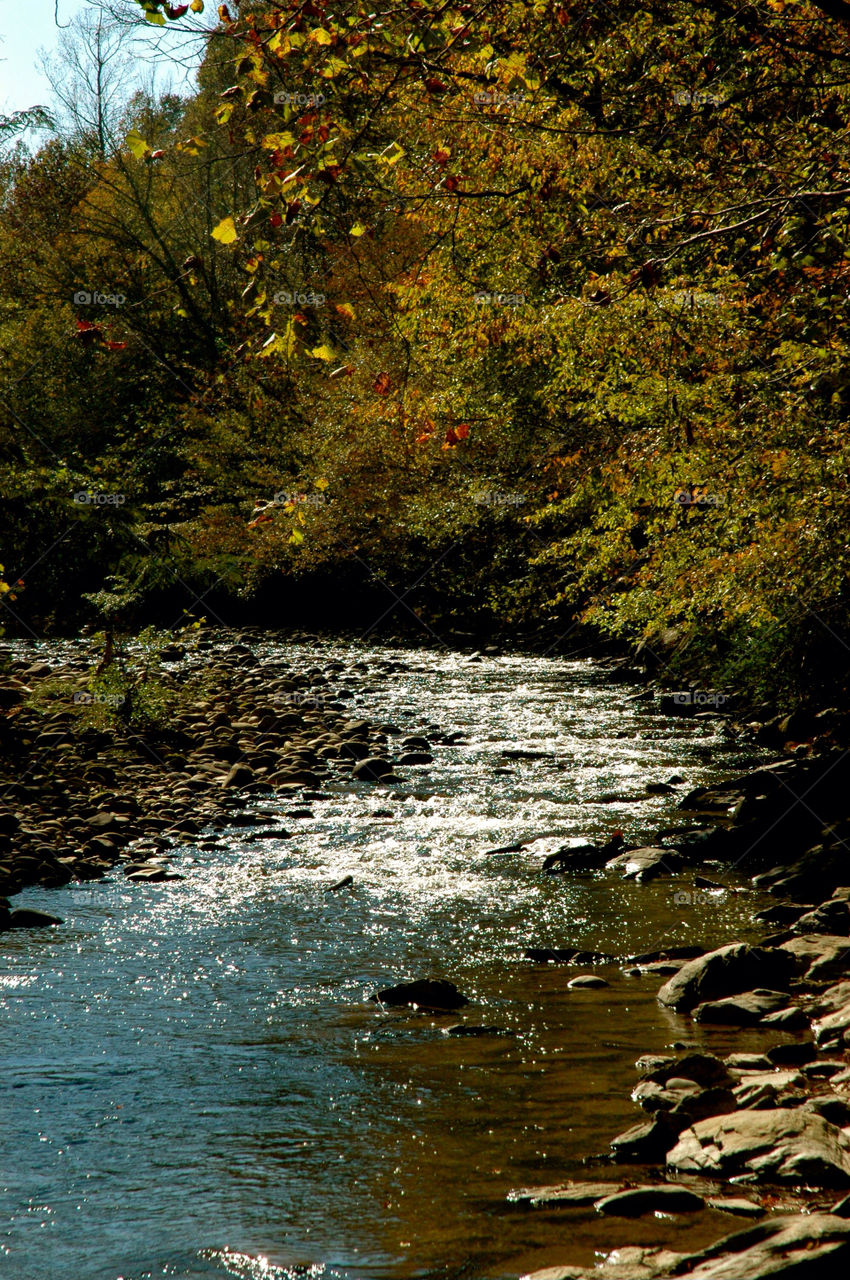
[455,422,470,439]
[317,125,330,142]
[432,148,450,166]
[425,78,447,94]
[104,340,127,351]
[166,4,189,17]
[444,427,458,446]
[285,200,301,224]
[443,175,460,192]
[149,149,165,160]
[373,372,393,395]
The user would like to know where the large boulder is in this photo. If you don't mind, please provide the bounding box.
[667,1108,850,1186]
[657,944,794,1012]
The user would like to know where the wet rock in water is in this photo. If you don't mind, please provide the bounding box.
[606,846,681,882]
[761,1005,809,1030]
[705,1196,765,1218]
[484,842,526,856]
[399,753,433,765]
[508,1180,619,1208]
[635,1054,676,1077]
[326,875,354,891]
[667,1107,850,1186]
[693,989,790,1026]
[646,1053,734,1090]
[725,1053,774,1072]
[669,1086,738,1128]
[595,1184,704,1216]
[352,757,395,781]
[6,908,63,929]
[610,1113,681,1161]
[370,978,469,1012]
[568,974,609,989]
[765,1041,817,1067]
[657,943,794,1012]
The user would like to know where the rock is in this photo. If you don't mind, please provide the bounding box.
[667,1108,850,1186]
[508,1180,617,1208]
[779,933,850,982]
[765,1042,817,1066]
[327,875,354,891]
[705,1197,764,1217]
[610,1114,681,1162]
[352,757,395,781]
[693,990,790,1026]
[646,1053,734,1089]
[370,978,468,1011]
[814,1001,850,1048]
[568,974,609,988]
[7,908,63,928]
[635,1054,676,1077]
[761,1006,809,1030]
[725,1054,774,1072]
[222,763,254,789]
[804,1095,850,1127]
[399,753,433,765]
[606,846,681,881]
[668,1213,850,1279]
[595,1184,704,1216]
[657,944,794,1012]
[669,1086,738,1127]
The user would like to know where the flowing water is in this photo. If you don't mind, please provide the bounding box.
[0,639,777,1280]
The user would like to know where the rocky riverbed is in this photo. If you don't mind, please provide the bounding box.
[511,696,850,1279]
[2,630,850,1279]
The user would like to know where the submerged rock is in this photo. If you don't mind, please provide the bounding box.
[594,1184,704,1216]
[370,978,469,1011]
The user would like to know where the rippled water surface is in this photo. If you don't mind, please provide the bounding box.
[1,640,774,1280]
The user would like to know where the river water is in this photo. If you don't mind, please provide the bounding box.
[0,639,775,1280]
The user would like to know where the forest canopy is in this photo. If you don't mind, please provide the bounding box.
[2,0,849,705]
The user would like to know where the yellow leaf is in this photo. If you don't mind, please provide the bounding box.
[191,0,204,11]
[310,28,333,45]
[315,477,329,490]
[289,528,304,544]
[126,130,150,159]
[335,303,355,320]
[262,131,295,149]
[310,343,336,361]
[211,216,238,245]
[350,222,367,237]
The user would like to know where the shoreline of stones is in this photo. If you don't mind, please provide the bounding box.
[507,697,850,1278]
[0,629,445,927]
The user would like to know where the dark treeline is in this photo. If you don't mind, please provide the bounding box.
[2,0,850,707]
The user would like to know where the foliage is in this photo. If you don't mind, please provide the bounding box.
[2,0,850,705]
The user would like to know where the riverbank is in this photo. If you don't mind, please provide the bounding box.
[0,629,430,910]
[511,712,850,1277]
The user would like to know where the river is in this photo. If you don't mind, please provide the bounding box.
[0,637,774,1280]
